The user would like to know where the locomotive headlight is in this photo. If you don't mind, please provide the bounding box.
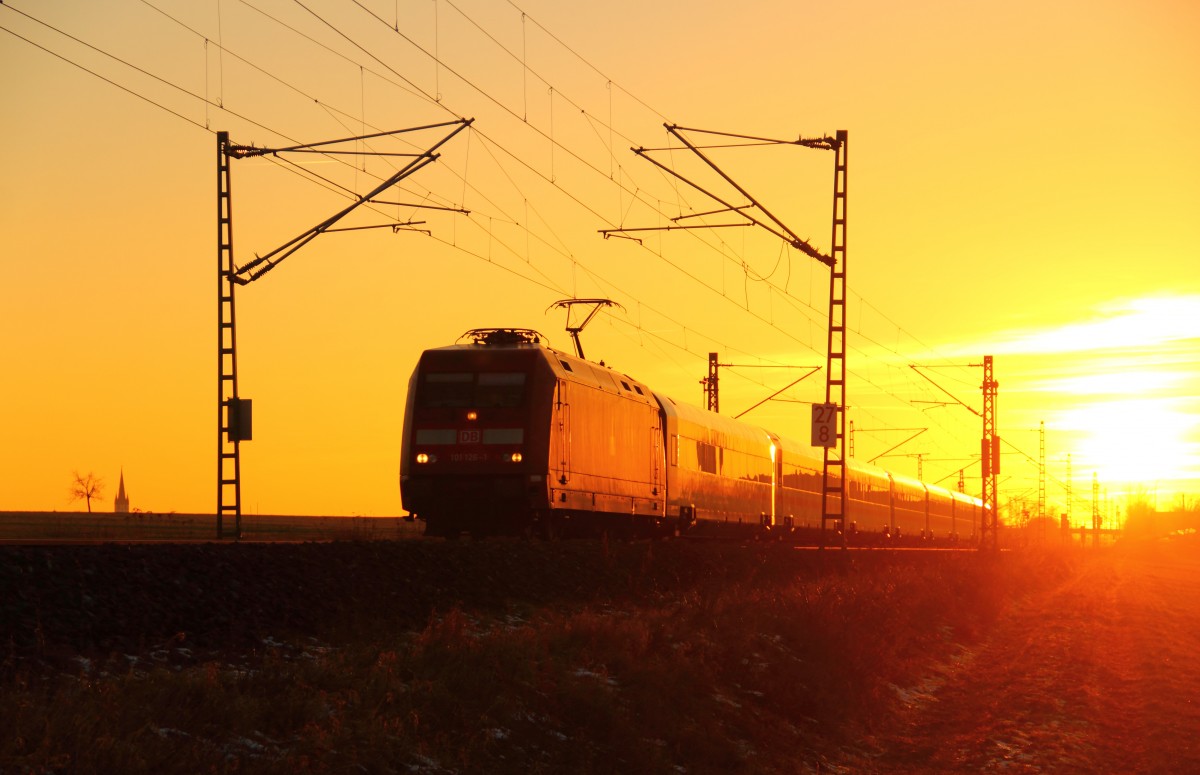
[416,452,436,464]
[466,411,478,421]
[509,452,523,463]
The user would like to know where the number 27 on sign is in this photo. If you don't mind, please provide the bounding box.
[811,403,838,448]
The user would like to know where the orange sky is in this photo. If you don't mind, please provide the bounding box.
[2,0,1197,524]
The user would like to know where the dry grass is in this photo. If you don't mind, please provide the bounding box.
[847,536,1200,774]
[0,542,1078,773]
[0,511,419,543]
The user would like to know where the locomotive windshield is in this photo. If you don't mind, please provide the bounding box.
[418,372,526,408]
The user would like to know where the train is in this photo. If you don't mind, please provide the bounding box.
[400,328,982,542]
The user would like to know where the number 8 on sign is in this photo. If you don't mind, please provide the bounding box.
[811,403,838,448]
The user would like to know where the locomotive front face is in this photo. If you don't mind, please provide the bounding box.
[401,346,555,536]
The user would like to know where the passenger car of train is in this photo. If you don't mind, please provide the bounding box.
[400,328,981,542]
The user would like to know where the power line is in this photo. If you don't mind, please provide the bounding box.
[0,18,206,131]
[4,0,986,472]
[198,1,846,370]
[503,0,668,124]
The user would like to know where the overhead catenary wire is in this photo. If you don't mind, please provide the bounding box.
[2,0,990,481]
[149,0,842,361]
[0,3,860,376]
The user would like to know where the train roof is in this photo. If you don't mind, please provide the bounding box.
[950,488,983,506]
[653,392,747,428]
[424,329,985,507]
[548,350,658,408]
[889,469,928,493]
[427,328,658,408]
[654,392,773,448]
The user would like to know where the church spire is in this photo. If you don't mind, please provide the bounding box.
[114,469,130,513]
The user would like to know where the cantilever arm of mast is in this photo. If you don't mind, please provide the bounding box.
[599,232,642,244]
[672,205,751,221]
[225,120,472,158]
[321,221,431,236]
[599,222,751,238]
[731,366,822,420]
[231,153,439,284]
[908,364,983,417]
[665,125,841,151]
[368,200,471,214]
[624,128,834,267]
[663,124,834,267]
[230,119,473,285]
[865,428,929,465]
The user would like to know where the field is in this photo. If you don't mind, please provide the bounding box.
[2,534,1197,773]
[0,511,420,543]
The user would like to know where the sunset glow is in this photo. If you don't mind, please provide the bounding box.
[995,296,1200,358]
[1,0,1197,522]
[1058,398,1198,487]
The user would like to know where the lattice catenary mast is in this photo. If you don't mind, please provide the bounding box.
[215,121,472,538]
[602,126,848,549]
[909,358,1000,549]
[980,355,999,550]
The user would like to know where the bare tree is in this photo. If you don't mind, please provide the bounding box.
[69,471,105,513]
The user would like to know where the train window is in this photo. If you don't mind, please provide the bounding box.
[477,372,526,407]
[697,441,718,474]
[419,372,526,408]
[419,373,474,407]
[559,360,574,373]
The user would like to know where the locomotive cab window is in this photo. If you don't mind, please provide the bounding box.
[477,372,526,407]
[419,373,474,407]
[418,372,526,408]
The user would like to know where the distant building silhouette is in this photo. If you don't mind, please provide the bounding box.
[114,469,130,513]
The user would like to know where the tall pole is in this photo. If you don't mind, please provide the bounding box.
[1038,421,1046,522]
[704,352,719,412]
[981,355,998,550]
[1066,453,1073,527]
[820,131,849,550]
[216,132,242,539]
[213,122,469,538]
[599,126,846,546]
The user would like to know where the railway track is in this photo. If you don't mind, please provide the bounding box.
[1,510,1028,549]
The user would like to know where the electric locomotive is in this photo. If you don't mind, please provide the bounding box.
[400,328,982,542]
[400,328,667,538]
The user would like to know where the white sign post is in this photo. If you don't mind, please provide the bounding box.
[811,403,838,448]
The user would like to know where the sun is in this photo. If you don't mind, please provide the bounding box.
[1057,398,1194,487]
